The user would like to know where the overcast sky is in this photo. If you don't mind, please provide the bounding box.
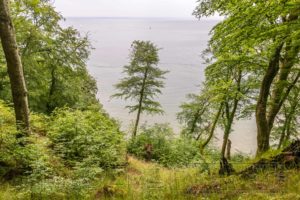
[53,0,199,18]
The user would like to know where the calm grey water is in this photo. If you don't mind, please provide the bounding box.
[63,18,257,154]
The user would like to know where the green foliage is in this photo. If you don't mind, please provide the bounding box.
[127,123,173,160]
[127,124,202,167]
[113,40,168,115]
[0,101,126,198]
[0,101,39,179]
[272,83,300,148]
[48,108,126,169]
[177,91,212,141]
[0,101,18,178]
[0,0,99,113]
[193,0,300,154]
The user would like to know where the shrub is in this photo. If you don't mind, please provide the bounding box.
[128,123,173,161]
[47,108,126,169]
[0,101,37,179]
[160,138,201,167]
[127,123,202,167]
[0,101,17,177]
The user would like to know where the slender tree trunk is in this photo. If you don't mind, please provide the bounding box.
[221,111,235,159]
[190,108,201,135]
[284,121,292,145]
[221,103,231,159]
[201,103,223,153]
[278,95,299,149]
[132,67,149,138]
[47,67,56,114]
[191,105,208,138]
[0,0,30,135]
[226,139,232,160]
[219,96,239,175]
[278,118,288,149]
[256,43,283,156]
[221,70,241,158]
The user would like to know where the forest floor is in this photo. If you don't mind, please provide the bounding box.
[1,134,300,200]
[92,156,300,200]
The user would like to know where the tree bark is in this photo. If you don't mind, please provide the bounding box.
[278,113,288,149]
[221,101,238,159]
[226,139,232,160]
[47,66,56,114]
[132,67,149,138]
[267,43,300,132]
[256,12,299,156]
[0,0,30,135]
[256,43,283,156]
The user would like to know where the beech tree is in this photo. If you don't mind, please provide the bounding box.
[194,0,300,155]
[0,0,30,134]
[113,41,168,138]
[177,92,211,141]
[0,0,98,114]
[177,88,223,154]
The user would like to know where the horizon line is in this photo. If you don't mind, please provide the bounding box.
[63,16,221,21]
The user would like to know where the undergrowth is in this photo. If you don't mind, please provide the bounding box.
[1,102,300,199]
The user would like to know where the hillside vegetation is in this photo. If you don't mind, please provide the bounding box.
[0,0,299,199]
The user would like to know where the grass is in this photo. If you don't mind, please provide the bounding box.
[0,133,299,200]
[88,156,300,200]
[1,154,300,199]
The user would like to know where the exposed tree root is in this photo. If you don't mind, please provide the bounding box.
[239,140,300,177]
[219,158,235,176]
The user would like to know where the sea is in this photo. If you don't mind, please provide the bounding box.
[62,18,257,154]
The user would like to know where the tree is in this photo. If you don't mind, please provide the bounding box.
[194,0,300,155]
[177,88,223,154]
[0,0,30,135]
[276,80,300,149]
[113,41,168,138]
[0,0,99,114]
[177,92,211,141]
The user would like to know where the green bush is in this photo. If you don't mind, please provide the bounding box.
[127,123,173,161]
[160,138,201,167]
[47,108,126,169]
[0,101,38,179]
[127,123,202,167]
[0,101,17,177]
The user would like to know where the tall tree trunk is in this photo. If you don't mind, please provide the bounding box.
[132,67,149,138]
[267,43,300,132]
[256,43,283,156]
[0,0,30,135]
[256,12,299,156]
